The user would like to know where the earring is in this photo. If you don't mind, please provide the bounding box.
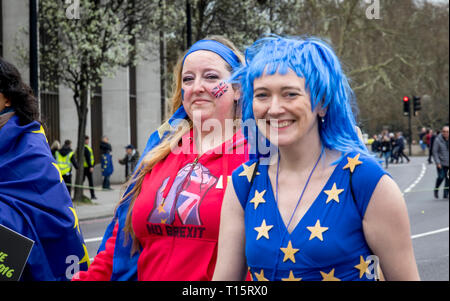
[321,116,325,123]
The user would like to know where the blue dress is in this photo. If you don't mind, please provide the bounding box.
[232,152,388,281]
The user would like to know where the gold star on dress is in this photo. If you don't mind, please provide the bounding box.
[250,189,266,210]
[254,269,269,281]
[238,162,260,182]
[306,220,328,241]
[354,255,370,278]
[343,153,362,173]
[320,268,340,281]
[31,125,48,142]
[280,241,299,263]
[254,219,273,240]
[161,218,167,224]
[52,162,63,183]
[69,207,80,234]
[282,270,302,281]
[324,183,344,204]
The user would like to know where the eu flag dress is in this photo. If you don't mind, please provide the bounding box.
[232,152,388,281]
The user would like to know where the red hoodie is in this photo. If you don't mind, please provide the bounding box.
[75,129,248,281]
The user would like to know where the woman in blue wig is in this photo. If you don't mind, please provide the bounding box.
[0,57,89,280]
[213,36,420,281]
[74,36,250,281]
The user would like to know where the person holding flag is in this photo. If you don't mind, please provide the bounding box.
[0,57,89,280]
[74,36,249,281]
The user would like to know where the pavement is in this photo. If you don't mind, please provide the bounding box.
[73,183,126,221]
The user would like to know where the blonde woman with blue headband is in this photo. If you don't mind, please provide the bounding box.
[74,36,250,281]
[213,36,420,281]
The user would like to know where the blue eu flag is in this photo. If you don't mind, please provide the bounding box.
[0,115,89,280]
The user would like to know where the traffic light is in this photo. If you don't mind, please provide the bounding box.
[403,96,410,116]
[413,96,421,116]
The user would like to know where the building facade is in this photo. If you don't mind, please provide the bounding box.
[1,0,163,185]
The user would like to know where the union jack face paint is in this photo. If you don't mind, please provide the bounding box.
[211,82,229,98]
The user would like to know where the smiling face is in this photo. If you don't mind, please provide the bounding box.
[181,50,238,125]
[252,69,325,148]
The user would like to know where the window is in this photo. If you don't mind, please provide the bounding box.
[90,84,103,165]
[39,14,60,145]
[129,64,137,149]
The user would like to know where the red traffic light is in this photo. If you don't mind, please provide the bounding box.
[403,96,410,102]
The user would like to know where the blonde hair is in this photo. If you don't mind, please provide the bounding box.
[120,35,244,253]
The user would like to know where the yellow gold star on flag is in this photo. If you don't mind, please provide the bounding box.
[157,203,166,214]
[343,153,362,173]
[254,219,273,240]
[306,219,328,241]
[238,162,260,183]
[250,189,266,210]
[79,244,91,267]
[31,125,48,142]
[324,183,344,204]
[52,162,63,183]
[69,207,80,234]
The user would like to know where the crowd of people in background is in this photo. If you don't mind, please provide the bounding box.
[370,130,410,169]
[369,125,448,199]
[50,135,139,199]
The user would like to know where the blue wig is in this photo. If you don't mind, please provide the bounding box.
[232,35,369,162]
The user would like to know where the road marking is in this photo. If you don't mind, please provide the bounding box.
[84,236,103,243]
[411,227,449,240]
[403,163,426,196]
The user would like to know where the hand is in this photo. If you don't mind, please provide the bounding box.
[90,167,94,173]
[437,164,442,169]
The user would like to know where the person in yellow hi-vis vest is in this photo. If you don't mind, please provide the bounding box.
[83,135,96,200]
[55,140,79,196]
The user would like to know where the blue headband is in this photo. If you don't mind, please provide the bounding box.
[182,40,241,71]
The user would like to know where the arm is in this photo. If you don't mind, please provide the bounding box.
[432,139,441,167]
[72,221,118,281]
[212,179,248,281]
[71,153,79,170]
[362,175,420,280]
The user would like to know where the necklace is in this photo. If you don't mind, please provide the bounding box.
[271,145,324,280]
[275,145,324,233]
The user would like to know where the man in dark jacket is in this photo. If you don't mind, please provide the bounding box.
[55,140,79,196]
[118,144,139,181]
[100,136,113,190]
[432,125,449,199]
[83,136,96,200]
[394,132,410,164]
